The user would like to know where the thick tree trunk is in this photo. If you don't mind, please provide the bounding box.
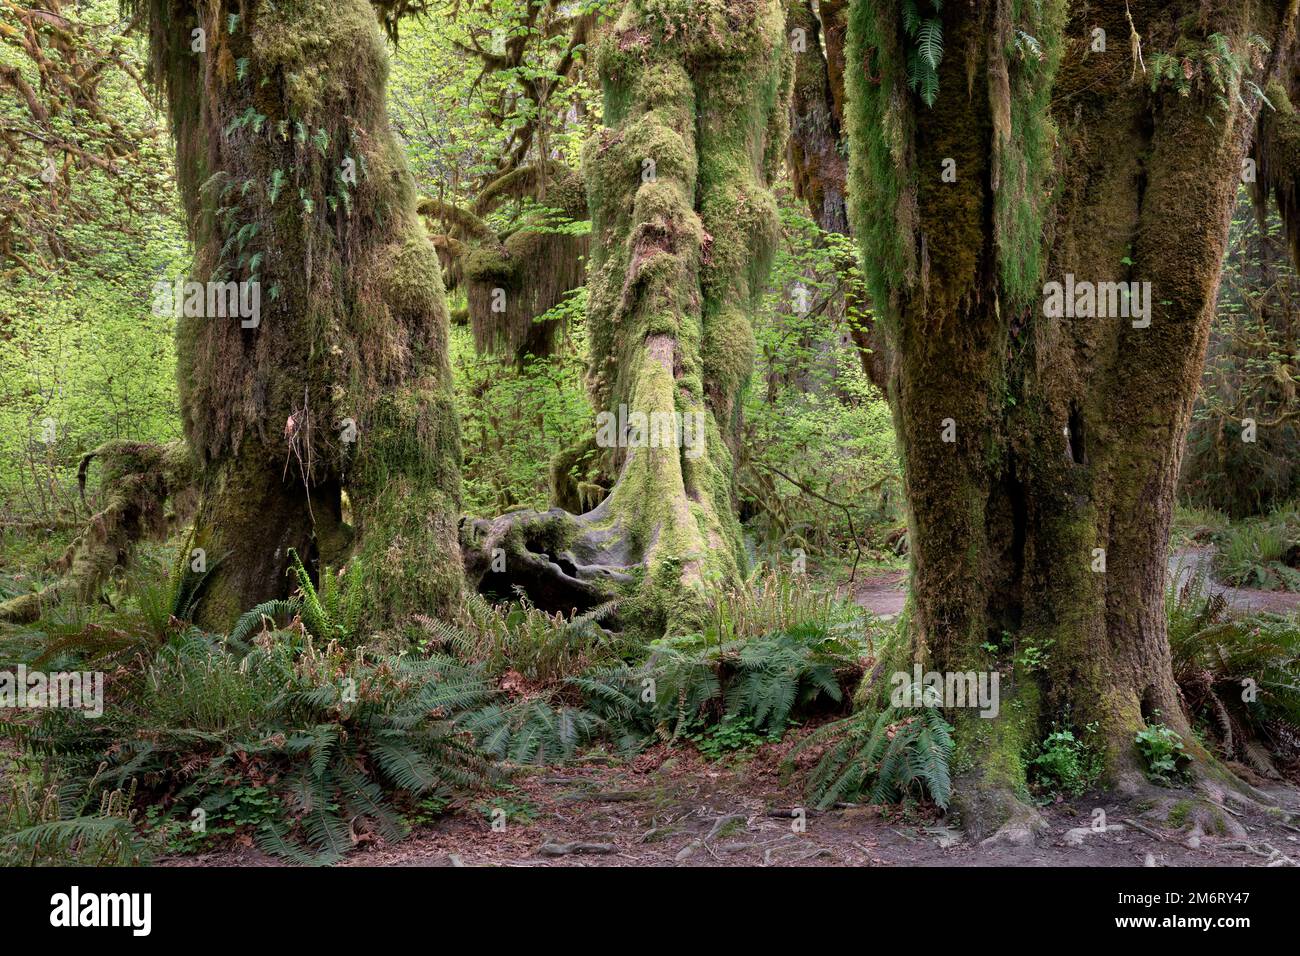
[846,0,1292,839]
[464,0,791,633]
[134,0,463,632]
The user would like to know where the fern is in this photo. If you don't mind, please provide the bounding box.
[228,598,301,647]
[643,624,861,740]
[1,778,146,866]
[1167,570,1300,768]
[785,691,954,810]
[287,548,343,641]
[14,620,495,864]
[901,0,944,107]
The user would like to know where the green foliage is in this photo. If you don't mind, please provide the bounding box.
[421,595,641,764]
[1027,726,1103,797]
[0,5,185,525]
[1182,191,1300,517]
[1212,510,1300,591]
[635,572,872,737]
[416,576,873,765]
[386,1,603,209]
[902,0,944,107]
[1167,569,1300,766]
[451,312,593,515]
[786,694,954,810]
[0,776,148,866]
[1135,722,1191,784]
[282,548,366,643]
[0,0,179,273]
[10,624,493,864]
[743,196,900,565]
[1147,33,1269,110]
[646,625,860,739]
[684,714,778,760]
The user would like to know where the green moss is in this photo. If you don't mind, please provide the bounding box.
[134,0,467,629]
[1166,800,1193,829]
[575,0,788,633]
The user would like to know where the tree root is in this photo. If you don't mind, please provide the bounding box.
[460,501,637,614]
[674,813,750,864]
[535,837,617,857]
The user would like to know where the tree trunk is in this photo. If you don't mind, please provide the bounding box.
[784,0,888,391]
[846,0,1293,839]
[463,0,791,633]
[133,0,464,632]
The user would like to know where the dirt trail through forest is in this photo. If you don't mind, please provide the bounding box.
[162,547,1300,868]
[167,739,1300,868]
[845,549,1300,619]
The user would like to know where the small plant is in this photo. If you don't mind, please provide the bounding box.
[685,714,778,760]
[902,0,944,106]
[1,775,148,866]
[476,789,539,826]
[1135,722,1191,784]
[1014,637,1053,673]
[1027,725,1103,797]
[1167,569,1300,773]
[1214,522,1298,590]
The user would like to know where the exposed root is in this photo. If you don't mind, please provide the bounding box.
[460,503,635,614]
[535,837,617,857]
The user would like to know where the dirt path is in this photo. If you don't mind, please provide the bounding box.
[845,549,1300,619]
[166,736,1300,868]
[1168,546,1300,614]
[843,568,908,619]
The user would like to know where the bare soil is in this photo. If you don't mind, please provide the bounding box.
[164,735,1300,868]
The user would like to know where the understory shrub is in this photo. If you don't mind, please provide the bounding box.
[1167,569,1300,775]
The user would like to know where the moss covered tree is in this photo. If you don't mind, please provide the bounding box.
[463,0,791,632]
[129,0,464,632]
[847,0,1296,839]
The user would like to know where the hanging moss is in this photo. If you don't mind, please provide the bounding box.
[843,0,917,324]
[580,0,790,626]
[462,0,790,633]
[840,0,1295,838]
[992,0,1065,308]
[126,0,465,631]
[424,164,591,362]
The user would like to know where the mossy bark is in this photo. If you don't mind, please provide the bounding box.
[133,0,463,633]
[846,0,1294,839]
[465,0,791,633]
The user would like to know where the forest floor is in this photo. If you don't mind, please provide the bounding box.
[164,733,1300,868]
[7,535,1300,868]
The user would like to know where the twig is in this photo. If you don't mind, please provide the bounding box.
[1123,818,1168,842]
[753,461,863,583]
